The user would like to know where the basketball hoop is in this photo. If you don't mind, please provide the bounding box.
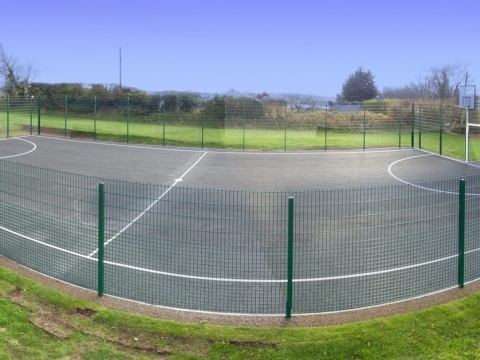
[459,85,477,161]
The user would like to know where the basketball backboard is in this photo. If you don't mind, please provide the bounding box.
[459,85,476,110]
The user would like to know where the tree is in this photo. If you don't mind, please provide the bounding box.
[201,95,226,126]
[430,64,473,100]
[381,63,474,101]
[256,92,269,100]
[337,67,378,103]
[0,43,40,96]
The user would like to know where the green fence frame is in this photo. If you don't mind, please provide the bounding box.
[0,160,474,319]
[1,95,476,158]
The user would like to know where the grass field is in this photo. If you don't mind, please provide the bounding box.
[4,111,480,159]
[1,265,480,359]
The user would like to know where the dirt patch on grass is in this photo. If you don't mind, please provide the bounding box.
[30,311,76,339]
[9,287,21,297]
[75,307,97,317]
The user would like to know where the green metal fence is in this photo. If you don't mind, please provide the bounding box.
[1,95,480,159]
[0,158,479,315]
[0,96,36,137]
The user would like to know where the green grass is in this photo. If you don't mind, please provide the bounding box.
[1,265,480,359]
[3,111,480,159]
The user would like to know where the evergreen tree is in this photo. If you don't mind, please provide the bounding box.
[337,67,378,103]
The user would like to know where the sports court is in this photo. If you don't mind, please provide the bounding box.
[0,135,479,315]
[4,135,480,188]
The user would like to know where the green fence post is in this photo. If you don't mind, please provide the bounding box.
[398,102,402,148]
[439,104,443,155]
[98,182,105,297]
[325,102,328,151]
[284,105,287,151]
[37,96,41,135]
[286,196,294,318]
[458,178,466,288]
[243,99,246,151]
[64,95,68,137]
[411,103,415,147]
[6,95,9,138]
[201,102,204,149]
[127,97,130,144]
[162,96,166,147]
[419,104,422,149]
[363,104,366,150]
[29,95,33,135]
[94,96,97,141]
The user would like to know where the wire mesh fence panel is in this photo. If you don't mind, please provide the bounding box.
[363,101,411,148]
[0,95,466,158]
[244,103,287,151]
[161,94,203,148]
[323,109,366,150]
[163,115,204,148]
[0,96,35,138]
[0,157,478,314]
[39,96,94,139]
[413,103,468,160]
[101,184,288,314]
[443,105,469,160]
[286,108,327,151]
[0,97,7,138]
[417,104,440,154]
[467,106,480,161]
[464,173,480,282]
[224,96,262,150]
[0,160,99,291]
[291,179,460,313]
[94,97,129,143]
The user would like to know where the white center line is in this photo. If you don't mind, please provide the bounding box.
[87,151,208,257]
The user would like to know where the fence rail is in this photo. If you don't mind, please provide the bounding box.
[0,159,479,315]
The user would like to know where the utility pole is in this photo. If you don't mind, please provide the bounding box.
[119,47,122,91]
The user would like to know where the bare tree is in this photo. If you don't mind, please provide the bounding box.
[382,85,419,99]
[288,94,302,111]
[382,63,474,101]
[410,74,436,100]
[0,43,41,96]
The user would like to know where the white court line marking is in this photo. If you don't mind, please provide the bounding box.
[33,135,419,156]
[99,251,462,283]
[0,138,36,159]
[388,153,480,196]
[413,147,480,169]
[35,135,206,153]
[0,225,91,259]
[87,151,209,258]
[2,141,479,282]
[3,220,479,283]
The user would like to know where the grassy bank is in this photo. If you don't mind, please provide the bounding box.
[1,265,480,359]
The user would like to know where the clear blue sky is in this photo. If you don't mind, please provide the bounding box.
[1,0,478,96]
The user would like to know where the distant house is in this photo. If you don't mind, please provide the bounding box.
[331,104,364,112]
[221,89,260,101]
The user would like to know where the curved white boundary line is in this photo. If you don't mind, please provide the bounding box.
[3,222,480,284]
[388,153,480,196]
[0,138,36,159]
[3,257,472,317]
[0,225,92,260]
[35,135,416,156]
